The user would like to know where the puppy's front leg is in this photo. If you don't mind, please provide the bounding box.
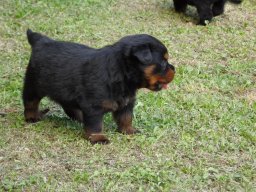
[83,113,109,144]
[113,103,140,135]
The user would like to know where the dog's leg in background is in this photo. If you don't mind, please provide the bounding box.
[196,2,213,25]
[212,0,226,16]
[173,0,187,12]
[83,113,109,144]
[113,102,139,135]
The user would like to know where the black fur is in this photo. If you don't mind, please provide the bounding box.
[173,0,243,25]
[23,29,175,144]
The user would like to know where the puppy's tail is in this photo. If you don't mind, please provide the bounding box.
[228,0,242,4]
[27,29,45,46]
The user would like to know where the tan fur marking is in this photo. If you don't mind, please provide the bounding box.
[84,130,109,144]
[118,113,132,128]
[25,111,38,120]
[114,112,138,134]
[165,68,175,82]
[25,100,39,110]
[24,100,40,120]
[102,100,118,111]
[147,68,175,89]
[164,52,169,60]
[144,65,156,78]
[143,64,175,90]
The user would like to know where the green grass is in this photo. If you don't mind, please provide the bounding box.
[0,0,256,191]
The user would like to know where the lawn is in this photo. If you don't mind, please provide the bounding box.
[0,0,255,191]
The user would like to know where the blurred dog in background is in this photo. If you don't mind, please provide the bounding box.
[173,0,243,25]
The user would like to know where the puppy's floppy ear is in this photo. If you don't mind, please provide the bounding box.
[124,44,152,64]
[133,45,152,64]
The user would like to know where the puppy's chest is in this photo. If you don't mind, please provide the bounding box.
[102,96,135,112]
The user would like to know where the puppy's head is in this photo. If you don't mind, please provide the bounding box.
[121,34,175,91]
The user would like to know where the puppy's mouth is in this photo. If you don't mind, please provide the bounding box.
[150,68,175,91]
[149,82,169,91]
[143,64,175,91]
[162,83,169,90]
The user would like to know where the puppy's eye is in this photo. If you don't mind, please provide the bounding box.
[160,61,167,72]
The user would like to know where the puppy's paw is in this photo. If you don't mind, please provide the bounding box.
[119,127,140,135]
[85,133,110,144]
[25,117,41,123]
[25,108,49,123]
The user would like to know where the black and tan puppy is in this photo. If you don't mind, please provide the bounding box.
[173,0,242,25]
[23,29,175,144]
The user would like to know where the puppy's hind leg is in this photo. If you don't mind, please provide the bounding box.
[23,98,48,123]
[173,0,187,12]
[212,0,226,16]
[23,90,48,123]
[22,67,48,123]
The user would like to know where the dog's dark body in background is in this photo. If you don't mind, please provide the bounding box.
[173,0,242,25]
[23,29,175,144]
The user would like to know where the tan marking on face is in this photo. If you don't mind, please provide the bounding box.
[144,65,156,78]
[145,67,175,90]
[164,52,169,60]
[162,68,175,82]
[143,63,175,90]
